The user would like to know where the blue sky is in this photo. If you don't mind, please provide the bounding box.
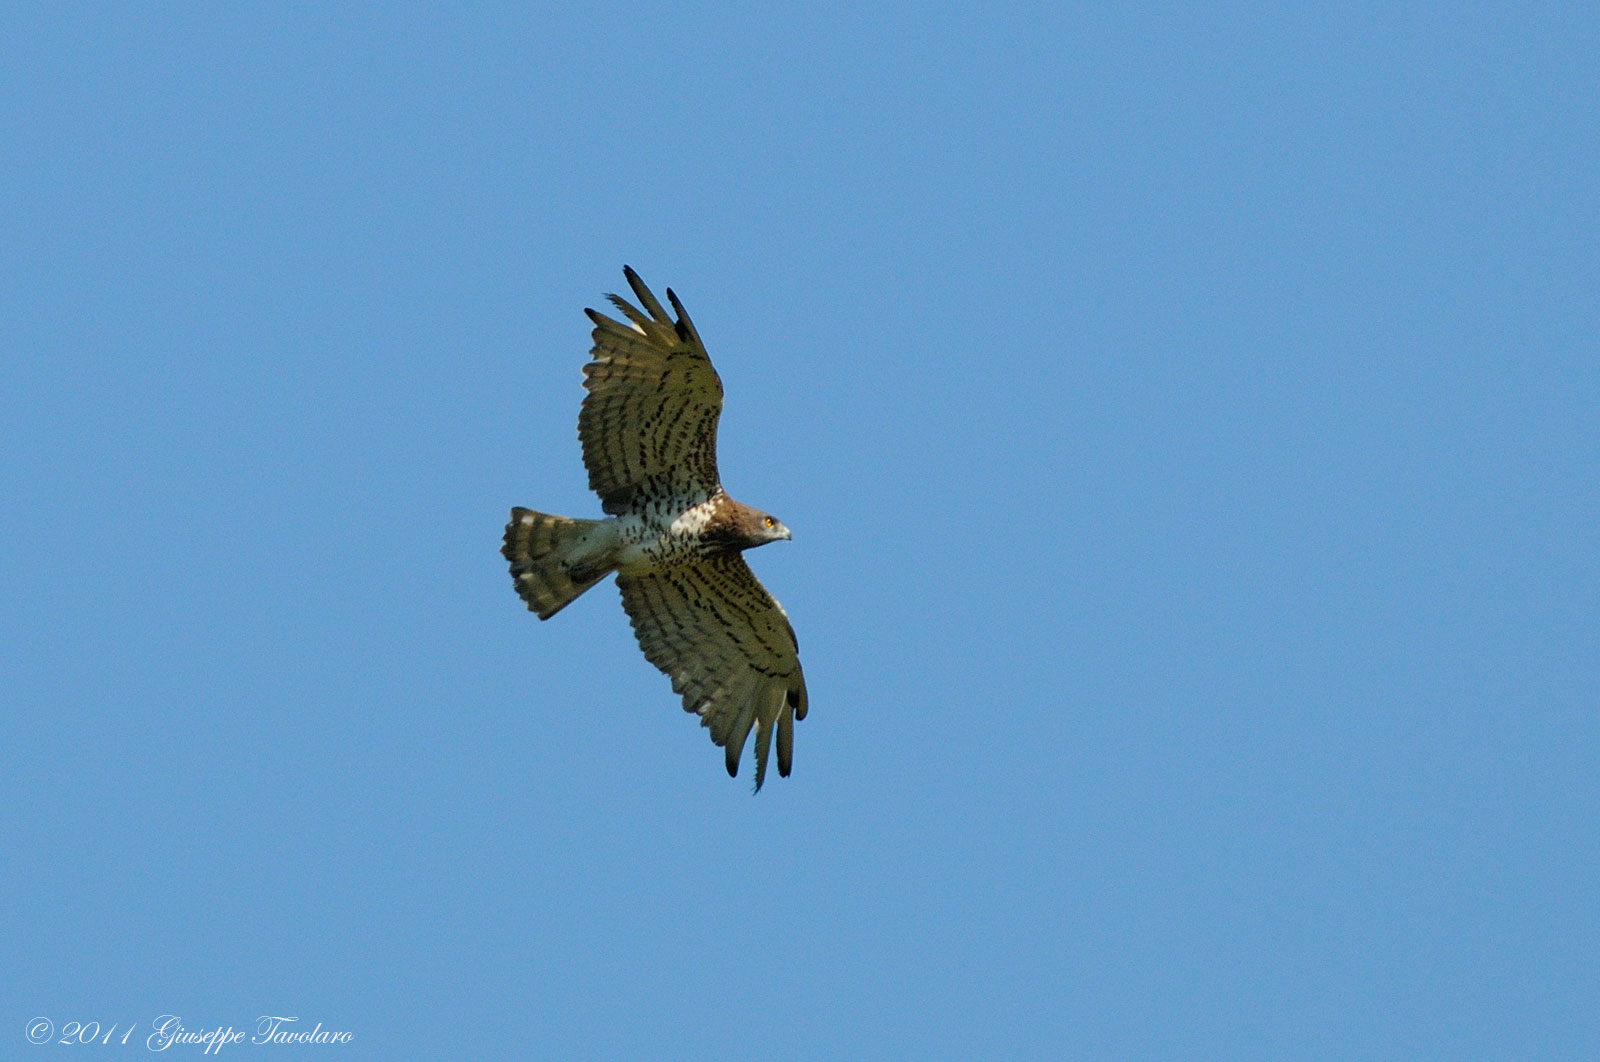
[3,3,1596,1058]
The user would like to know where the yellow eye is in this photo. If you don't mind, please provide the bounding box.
[764,517,774,527]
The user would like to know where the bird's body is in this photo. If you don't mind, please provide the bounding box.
[503,268,806,790]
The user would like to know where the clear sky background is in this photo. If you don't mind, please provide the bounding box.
[3,3,1596,1059]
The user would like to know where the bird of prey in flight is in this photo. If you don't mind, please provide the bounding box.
[503,267,807,790]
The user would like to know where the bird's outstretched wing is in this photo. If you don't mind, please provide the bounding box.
[579,267,724,515]
[616,555,808,791]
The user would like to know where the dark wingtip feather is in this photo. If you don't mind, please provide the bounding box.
[777,704,794,778]
[751,719,772,793]
[618,266,673,325]
[665,287,701,345]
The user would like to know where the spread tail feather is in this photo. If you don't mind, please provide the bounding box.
[502,508,618,619]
